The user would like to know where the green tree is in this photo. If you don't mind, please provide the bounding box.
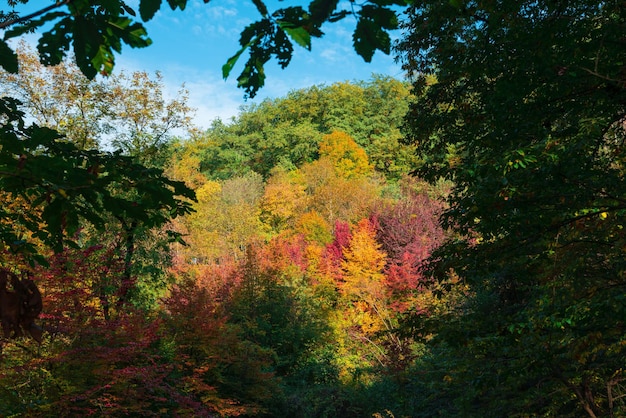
[398,1,626,416]
[196,77,417,180]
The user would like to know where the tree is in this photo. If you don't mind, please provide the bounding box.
[339,218,389,342]
[0,44,196,305]
[179,172,263,263]
[259,166,309,234]
[0,10,196,263]
[195,77,417,181]
[319,131,372,179]
[371,176,447,322]
[0,111,194,259]
[10,1,626,415]
[299,135,384,226]
[398,1,626,416]
[163,264,280,416]
[105,70,193,165]
[0,43,194,162]
[0,1,416,415]
[0,42,109,150]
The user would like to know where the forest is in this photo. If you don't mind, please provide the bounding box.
[0,1,625,417]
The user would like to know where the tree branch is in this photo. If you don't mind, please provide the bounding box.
[0,0,70,30]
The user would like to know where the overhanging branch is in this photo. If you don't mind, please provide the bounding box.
[0,0,70,30]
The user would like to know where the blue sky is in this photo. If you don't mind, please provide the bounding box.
[14,1,406,129]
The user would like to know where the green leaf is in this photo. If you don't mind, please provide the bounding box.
[251,0,268,17]
[166,0,187,10]
[92,44,115,75]
[279,24,311,49]
[370,0,411,5]
[222,40,254,79]
[139,0,162,21]
[353,18,390,62]
[37,17,73,67]
[98,0,124,13]
[118,21,152,48]
[4,11,68,39]
[309,0,340,24]
[121,2,136,16]
[0,39,18,73]
[360,5,398,30]
[71,17,99,78]
[328,10,349,23]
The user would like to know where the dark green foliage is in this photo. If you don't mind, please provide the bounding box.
[0,96,194,260]
[3,1,151,78]
[353,4,398,62]
[227,247,331,378]
[219,1,401,98]
[398,0,626,415]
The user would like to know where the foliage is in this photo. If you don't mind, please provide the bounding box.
[0,107,194,259]
[260,166,309,234]
[398,0,626,416]
[161,141,450,416]
[1,1,406,98]
[295,210,333,246]
[217,1,405,98]
[0,247,197,416]
[319,131,372,179]
[301,154,383,225]
[163,264,280,416]
[0,43,194,162]
[334,218,390,380]
[0,88,451,416]
[8,1,603,416]
[194,77,416,180]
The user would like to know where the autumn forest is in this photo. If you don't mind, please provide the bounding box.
[0,46,448,416]
[1,1,625,417]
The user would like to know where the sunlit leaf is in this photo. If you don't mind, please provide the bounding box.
[279,23,311,49]
[222,40,254,79]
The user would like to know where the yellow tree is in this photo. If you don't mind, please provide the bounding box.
[166,138,210,190]
[179,173,265,264]
[301,157,382,225]
[259,167,308,234]
[180,180,223,264]
[318,130,372,179]
[295,210,333,246]
[333,218,395,382]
